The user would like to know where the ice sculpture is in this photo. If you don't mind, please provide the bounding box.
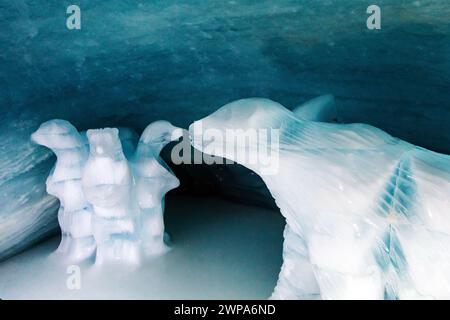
[189,97,450,300]
[82,128,140,265]
[131,121,183,255]
[31,120,182,265]
[31,120,96,261]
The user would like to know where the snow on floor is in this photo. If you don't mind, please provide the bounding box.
[0,195,284,299]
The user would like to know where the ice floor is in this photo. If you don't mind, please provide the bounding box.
[0,195,284,299]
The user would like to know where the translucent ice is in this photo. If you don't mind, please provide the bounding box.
[210,94,339,207]
[117,127,139,159]
[131,121,183,255]
[82,128,140,265]
[0,115,58,262]
[189,97,450,300]
[31,120,182,265]
[31,120,96,261]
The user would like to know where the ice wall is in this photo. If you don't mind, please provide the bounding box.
[1,0,450,260]
[0,115,58,261]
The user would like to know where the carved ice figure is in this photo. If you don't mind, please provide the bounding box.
[189,97,450,300]
[82,128,140,265]
[131,121,183,255]
[31,120,96,261]
[213,94,340,207]
[32,119,181,265]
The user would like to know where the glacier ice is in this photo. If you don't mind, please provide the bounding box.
[2,0,450,263]
[189,97,450,300]
[131,121,183,255]
[0,115,60,262]
[117,127,139,159]
[82,127,140,265]
[31,120,96,261]
[31,120,182,265]
[202,95,339,208]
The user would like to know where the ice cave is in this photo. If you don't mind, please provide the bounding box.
[0,1,449,300]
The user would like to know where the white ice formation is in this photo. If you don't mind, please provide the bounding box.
[131,121,183,255]
[189,97,450,300]
[31,120,182,265]
[31,120,96,261]
[82,128,140,265]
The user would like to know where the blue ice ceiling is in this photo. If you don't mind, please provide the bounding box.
[0,0,449,260]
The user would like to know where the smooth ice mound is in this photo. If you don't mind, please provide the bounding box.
[32,120,182,265]
[189,97,450,300]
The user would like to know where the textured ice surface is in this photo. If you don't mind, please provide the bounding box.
[31,120,181,265]
[32,120,95,261]
[1,0,450,260]
[83,128,140,265]
[131,121,182,255]
[117,127,139,159]
[196,95,339,208]
[0,115,58,261]
[167,95,340,210]
[189,98,450,299]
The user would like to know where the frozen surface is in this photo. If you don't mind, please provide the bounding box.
[1,0,450,260]
[0,196,284,299]
[2,1,449,150]
[0,115,58,261]
[189,98,450,299]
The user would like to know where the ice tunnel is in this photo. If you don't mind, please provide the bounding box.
[0,1,449,299]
